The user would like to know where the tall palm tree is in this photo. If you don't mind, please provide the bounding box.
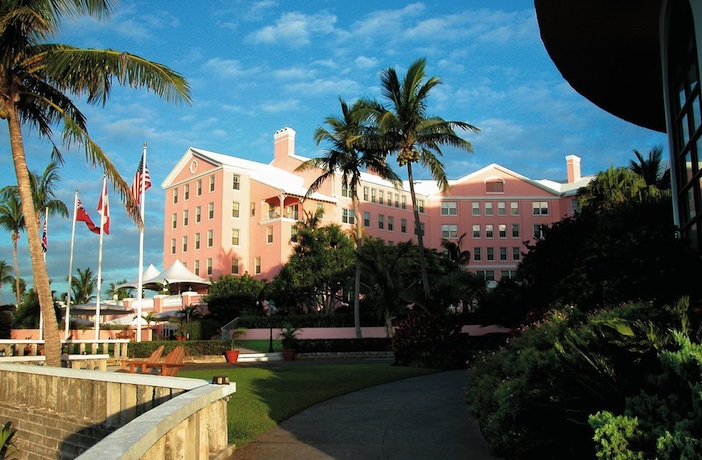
[629,145,664,187]
[0,259,14,305]
[375,58,479,295]
[441,232,471,267]
[28,151,69,228]
[0,0,191,366]
[0,190,24,305]
[296,98,401,338]
[71,267,97,305]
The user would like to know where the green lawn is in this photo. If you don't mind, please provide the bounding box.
[179,363,437,447]
[234,339,283,352]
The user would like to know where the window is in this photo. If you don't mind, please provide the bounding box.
[184,184,190,200]
[472,202,480,216]
[378,214,385,230]
[474,247,481,261]
[487,247,494,261]
[268,203,278,219]
[441,224,458,238]
[196,179,202,196]
[285,204,299,220]
[486,224,494,238]
[486,179,504,193]
[511,224,520,238]
[173,188,178,204]
[387,192,393,207]
[441,201,458,216]
[499,224,507,238]
[395,194,399,208]
[207,230,213,247]
[231,229,240,246]
[388,216,394,231]
[363,212,370,227]
[183,210,188,226]
[379,190,384,205]
[266,226,273,244]
[418,222,425,237]
[254,257,261,275]
[401,218,407,233]
[231,257,239,275]
[207,258,212,276]
[499,247,507,261]
[484,270,495,282]
[512,247,521,261]
[171,213,177,229]
[532,201,549,215]
[316,203,324,219]
[497,201,506,216]
[194,260,200,276]
[290,226,299,243]
[484,202,493,216]
[341,182,350,197]
[510,201,519,216]
[195,206,201,223]
[342,208,355,224]
[232,202,240,218]
[417,200,425,213]
[534,224,546,239]
[170,239,176,255]
[182,236,188,252]
[208,203,214,219]
[401,195,406,209]
[232,174,240,190]
[251,202,256,217]
[371,189,377,203]
[472,224,480,238]
[209,175,215,192]
[500,270,517,280]
[363,186,369,201]
[195,233,201,250]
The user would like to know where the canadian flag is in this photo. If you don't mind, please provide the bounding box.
[97,180,110,235]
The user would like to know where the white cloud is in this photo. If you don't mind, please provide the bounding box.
[285,78,360,96]
[248,11,337,47]
[260,99,300,113]
[201,58,260,79]
[355,56,379,69]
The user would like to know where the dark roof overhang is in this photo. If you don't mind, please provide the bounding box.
[534,0,666,133]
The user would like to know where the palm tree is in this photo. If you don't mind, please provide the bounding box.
[27,152,69,228]
[441,232,471,267]
[0,0,191,366]
[71,267,97,304]
[105,279,130,301]
[296,98,401,338]
[0,190,24,305]
[578,167,648,213]
[0,259,14,305]
[374,58,479,296]
[629,145,664,187]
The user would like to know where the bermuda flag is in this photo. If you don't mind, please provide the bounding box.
[41,219,47,252]
[76,197,100,234]
[131,155,152,205]
[97,181,110,235]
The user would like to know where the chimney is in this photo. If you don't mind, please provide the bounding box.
[566,155,581,183]
[274,127,296,160]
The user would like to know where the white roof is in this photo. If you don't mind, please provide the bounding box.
[142,258,211,288]
[115,263,162,290]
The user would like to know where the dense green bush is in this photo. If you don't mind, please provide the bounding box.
[238,312,383,329]
[392,312,465,369]
[127,340,230,358]
[296,338,391,353]
[467,302,687,459]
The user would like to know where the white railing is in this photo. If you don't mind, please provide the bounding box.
[0,338,130,359]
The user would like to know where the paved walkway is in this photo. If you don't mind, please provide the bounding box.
[228,368,501,460]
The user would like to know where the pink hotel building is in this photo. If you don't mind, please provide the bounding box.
[161,127,593,285]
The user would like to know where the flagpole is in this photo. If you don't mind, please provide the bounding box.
[66,191,78,341]
[136,142,147,342]
[95,178,107,341]
[40,207,47,341]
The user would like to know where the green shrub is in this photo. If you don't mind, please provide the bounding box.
[127,340,230,358]
[392,312,465,369]
[296,338,391,353]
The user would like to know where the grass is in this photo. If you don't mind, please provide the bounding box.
[179,363,437,447]
[234,339,283,352]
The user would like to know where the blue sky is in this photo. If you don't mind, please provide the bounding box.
[0,0,668,303]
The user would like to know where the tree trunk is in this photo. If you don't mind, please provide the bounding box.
[407,163,430,296]
[12,237,20,305]
[352,193,363,338]
[6,109,62,367]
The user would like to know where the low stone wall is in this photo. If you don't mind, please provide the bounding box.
[0,363,235,460]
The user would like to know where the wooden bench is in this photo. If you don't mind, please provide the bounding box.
[151,346,185,377]
[121,345,165,373]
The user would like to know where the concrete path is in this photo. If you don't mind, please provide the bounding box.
[229,369,501,460]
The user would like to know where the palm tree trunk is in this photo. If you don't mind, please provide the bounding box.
[407,163,430,296]
[12,237,20,305]
[352,193,363,339]
[7,109,62,367]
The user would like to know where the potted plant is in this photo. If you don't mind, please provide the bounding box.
[279,323,301,361]
[1,420,17,459]
[224,328,247,364]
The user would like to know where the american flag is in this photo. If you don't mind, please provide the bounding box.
[41,218,47,252]
[131,156,152,205]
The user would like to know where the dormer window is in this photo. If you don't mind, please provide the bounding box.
[485,178,504,193]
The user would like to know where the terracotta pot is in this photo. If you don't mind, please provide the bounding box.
[176,336,186,341]
[282,349,296,361]
[225,349,240,363]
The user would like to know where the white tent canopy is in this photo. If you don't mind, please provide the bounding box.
[141,259,211,293]
[115,263,162,290]
[104,314,153,327]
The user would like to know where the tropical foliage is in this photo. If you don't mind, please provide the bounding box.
[0,0,191,366]
[204,273,266,324]
[0,189,24,305]
[70,267,97,304]
[0,259,13,306]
